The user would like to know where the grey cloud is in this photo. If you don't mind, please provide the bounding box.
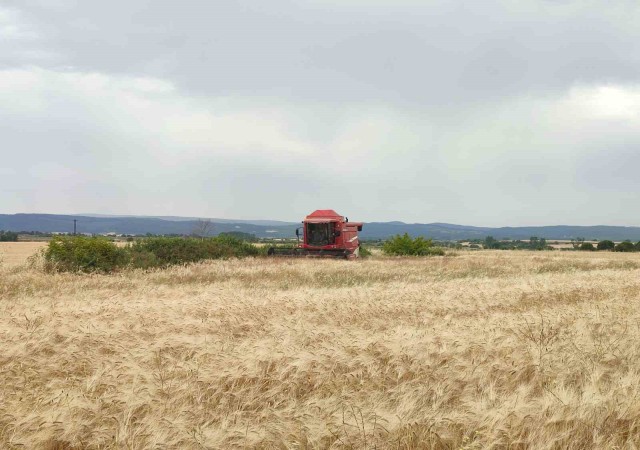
[5,0,640,105]
[2,1,640,226]
[577,143,640,192]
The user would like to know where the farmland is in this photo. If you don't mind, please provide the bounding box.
[2,244,640,448]
[0,242,47,267]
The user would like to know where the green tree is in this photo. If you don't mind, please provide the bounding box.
[529,236,548,250]
[614,241,635,252]
[571,237,585,249]
[0,231,18,242]
[484,236,499,249]
[579,242,595,251]
[597,240,615,251]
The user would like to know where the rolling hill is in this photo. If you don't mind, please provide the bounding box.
[2,214,640,241]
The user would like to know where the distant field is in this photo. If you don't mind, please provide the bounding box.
[0,242,47,267]
[2,251,640,448]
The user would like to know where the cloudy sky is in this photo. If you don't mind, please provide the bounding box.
[1,0,640,226]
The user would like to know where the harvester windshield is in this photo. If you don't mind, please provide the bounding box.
[306,222,336,247]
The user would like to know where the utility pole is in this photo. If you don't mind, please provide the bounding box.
[73,219,77,235]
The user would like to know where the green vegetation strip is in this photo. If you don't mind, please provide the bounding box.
[43,235,264,273]
[42,233,448,273]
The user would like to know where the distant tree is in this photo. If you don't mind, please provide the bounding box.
[597,240,615,251]
[579,242,595,251]
[0,231,18,242]
[529,236,548,251]
[614,241,635,252]
[192,219,214,240]
[571,237,585,249]
[635,241,640,251]
[484,236,499,249]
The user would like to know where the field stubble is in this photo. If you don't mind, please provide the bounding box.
[2,248,640,448]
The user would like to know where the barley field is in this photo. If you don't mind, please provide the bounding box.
[2,244,640,449]
[0,241,47,267]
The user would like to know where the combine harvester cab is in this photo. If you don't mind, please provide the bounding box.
[268,209,364,259]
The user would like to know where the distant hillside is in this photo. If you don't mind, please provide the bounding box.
[0,214,297,238]
[2,214,640,241]
[360,223,640,241]
[360,222,492,240]
[80,214,296,227]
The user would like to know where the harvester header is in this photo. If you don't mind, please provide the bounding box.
[268,209,364,259]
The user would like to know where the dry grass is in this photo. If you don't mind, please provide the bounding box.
[2,250,640,448]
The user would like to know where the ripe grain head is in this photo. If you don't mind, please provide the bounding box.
[1,250,640,448]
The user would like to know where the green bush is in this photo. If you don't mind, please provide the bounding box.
[579,242,595,251]
[597,240,615,251]
[44,236,129,273]
[129,236,262,268]
[614,241,636,252]
[216,235,265,257]
[43,235,264,273]
[382,233,444,256]
[217,231,258,242]
[358,245,373,258]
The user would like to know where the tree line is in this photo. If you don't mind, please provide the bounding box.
[481,236,550,250]
[575,239,640,252]
[0,231,18,242]
[480,236,640,252]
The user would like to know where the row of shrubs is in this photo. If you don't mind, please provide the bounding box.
[578,240,640,252]
[44,235,263,273]
[41,233,449,272]
[37,233,640,273]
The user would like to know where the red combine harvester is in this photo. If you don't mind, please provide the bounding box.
[268,210,364,259]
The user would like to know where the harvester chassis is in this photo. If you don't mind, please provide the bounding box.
[267,209,363,260]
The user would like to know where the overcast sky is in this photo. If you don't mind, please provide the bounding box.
[1,0,640,226]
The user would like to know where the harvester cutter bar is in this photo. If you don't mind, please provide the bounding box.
[267,247,350,259]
